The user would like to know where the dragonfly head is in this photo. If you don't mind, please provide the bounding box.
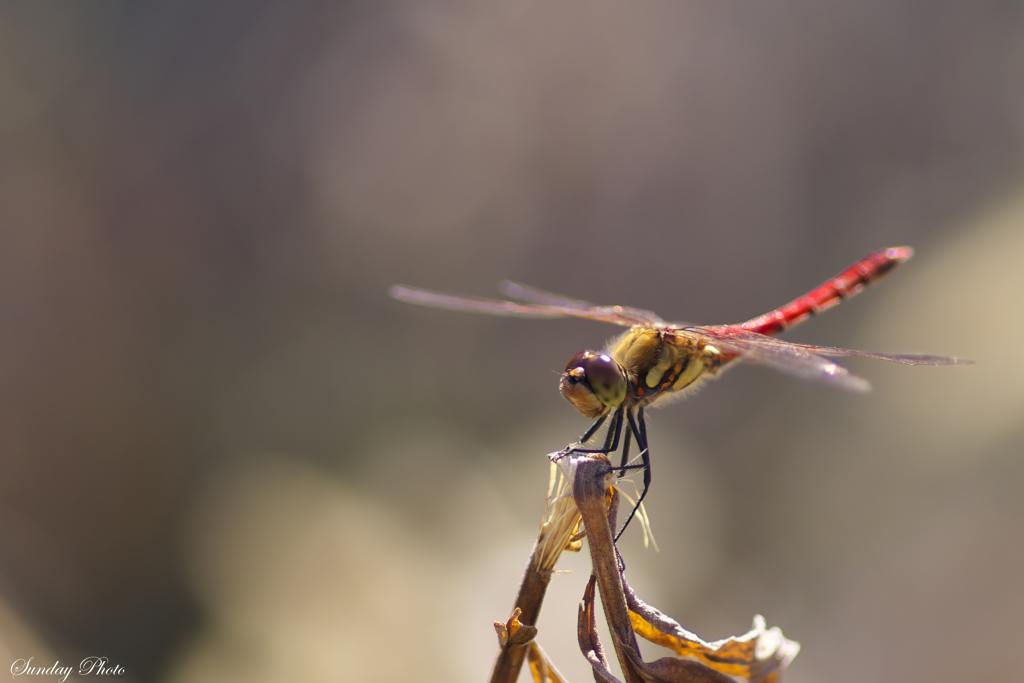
[559,351,627,418]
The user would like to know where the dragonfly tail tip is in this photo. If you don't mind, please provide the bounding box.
[884,246,914,263]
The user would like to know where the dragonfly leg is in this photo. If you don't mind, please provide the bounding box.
[565,406,624,456]
[579,413,608,444]
[601,407,622,454]
[618,423,632,469]
[554,413,607,460]
[614,407,651,542]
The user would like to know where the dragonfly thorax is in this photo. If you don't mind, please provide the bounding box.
[559,350,627,418]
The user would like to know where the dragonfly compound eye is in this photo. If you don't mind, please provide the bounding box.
[559,351,627,418]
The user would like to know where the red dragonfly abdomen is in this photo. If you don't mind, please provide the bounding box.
[739,246,913,336]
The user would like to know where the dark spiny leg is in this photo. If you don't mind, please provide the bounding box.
[615,407,651,541]
[618,424,632,469]
[580,413,608,445]
[601,407,620,453]
[637,405,651,507]
[567,406,624,456]
[613,426,633,561]
[555,412,608,460]
[632,406,652,527]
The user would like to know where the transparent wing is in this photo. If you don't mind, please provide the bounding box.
[498,281,596,309]
[698,329,872,393]
[389,285,655,327]
[499,281,666,326]
[704,328,972,365]
[692,327,972,393]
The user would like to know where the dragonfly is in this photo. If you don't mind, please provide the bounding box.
[390,247,971,537]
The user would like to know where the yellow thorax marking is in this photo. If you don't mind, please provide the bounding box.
[671,357,705,390]
[645,353,675,388]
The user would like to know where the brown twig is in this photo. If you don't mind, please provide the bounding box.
[489,539,554,683]
[490,459,583,682]
[573,455,646,683]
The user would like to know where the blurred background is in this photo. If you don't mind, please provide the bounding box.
[0,1,1022,681]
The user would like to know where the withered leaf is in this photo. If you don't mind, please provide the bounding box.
[496,607,539,648]
[578,575,623,683]
[526,642,569,683]
[624,579,799,683]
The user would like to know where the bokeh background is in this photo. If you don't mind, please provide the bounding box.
[1,1,1023,682]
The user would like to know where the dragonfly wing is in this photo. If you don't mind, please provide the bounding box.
[695,327,972,391]
[704,328,972,366]
[753,342,972,366]
[500,281,667,325]
[695,328,873,392]
[389,285,646,327]
[499,281,597,308]
[391,285,562,318]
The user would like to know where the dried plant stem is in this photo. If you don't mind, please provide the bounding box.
[573,456,646,683]
[491,459,583,683]
[489,540,553,683]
